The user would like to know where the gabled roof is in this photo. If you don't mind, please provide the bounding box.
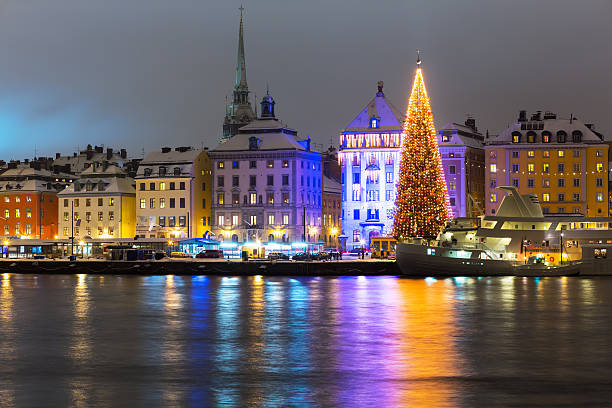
[212,118,312,152]
[438,122,484,149]
[342,85,404,133]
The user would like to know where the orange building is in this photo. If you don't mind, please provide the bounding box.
[0,163,71,239]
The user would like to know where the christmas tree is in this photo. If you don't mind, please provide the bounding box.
[393,56,451,240]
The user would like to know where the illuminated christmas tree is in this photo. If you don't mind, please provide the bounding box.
[393,55,451,240]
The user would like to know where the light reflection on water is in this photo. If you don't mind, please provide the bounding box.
[1,275,612,406]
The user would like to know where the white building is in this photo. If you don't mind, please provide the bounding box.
[338,81,404,249]
[209,92,322,245]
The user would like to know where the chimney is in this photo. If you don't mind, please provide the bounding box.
[87,144,93,151]
[465,116,477,131]
[543,111,557,120]
[161,147,172,153]
[95,145,103,153]
[73,152,77,157]
[518,110,527,122]
[55,152,61,159]
[106,148,113,160]
[530,111,542,121]
[120,149,127,159]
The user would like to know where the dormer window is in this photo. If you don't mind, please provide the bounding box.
[370,117,379,128]
[511,131,522,143]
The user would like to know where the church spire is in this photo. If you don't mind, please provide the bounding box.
[221,6,256,143]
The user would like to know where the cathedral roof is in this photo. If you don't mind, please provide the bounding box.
[342,82,404,133]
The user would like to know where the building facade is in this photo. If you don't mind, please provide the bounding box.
[135,147,211,239]
[485,111,609,216]
[52,145,129,175]
[210,92,322,245]
[221,9,256,142]
[321,147,342,248]
[338,81,404,249]
[0,161,71,239]
[57,164,136,239]
[438,117,485,218]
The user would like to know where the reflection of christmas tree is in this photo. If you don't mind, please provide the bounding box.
[393,57,451,240]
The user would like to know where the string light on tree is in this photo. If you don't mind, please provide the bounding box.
[393,51,451,240]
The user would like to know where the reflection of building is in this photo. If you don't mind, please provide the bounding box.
[58,164,135,239]
[221,9,256,142]
[485,111,609,216]
[322,148,342,247]
[135,147,211,239]
[0,161,72,239]
[339,81,404,249]
[210,91,322,245]
[438,117,485,218]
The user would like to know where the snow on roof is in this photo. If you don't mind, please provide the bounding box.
[58,176,135,196]
[212,118,312,152]
[342,91,404,133]
[438,122,485,149]
[0,179,65,193]
[80,164,125,177]
[490,117,604,145]
[323,176,342,194]
[140,148,202,165]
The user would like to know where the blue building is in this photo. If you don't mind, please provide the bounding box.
[338,81,404,250]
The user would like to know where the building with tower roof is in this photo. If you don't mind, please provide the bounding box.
[338,81,404,250]
[221,7,256,143]
[210,90,322,252]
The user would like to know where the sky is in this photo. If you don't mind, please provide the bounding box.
[0,0,610,160]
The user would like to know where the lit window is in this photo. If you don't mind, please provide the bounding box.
[15,209,20,218]
[283,214,289,224]
[558,150,565,158]
[449,182,456,191]
[596,163,604,172]
[490,193,497,203]
[140,198,146,209]
[528,163,535,173]
[268,214,275,225]
[250,215,257,225]
[26,209,31,218]
[489,164,496,173]
[232,215,239,225]
[370,118,378,128]
[489,151,497,159]
[108,198,114,206]
[543,151,550,158]
[149,198,155,209]
[159,182,165,191]
[218,215,224,226]
[160,198,165,209]
[542,193,550,202]
[542,163,549,173]
[597,193,604,202]
[250,193,257,205]
[527,151,535,158]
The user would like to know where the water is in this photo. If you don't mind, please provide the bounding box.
[1,273,612,407]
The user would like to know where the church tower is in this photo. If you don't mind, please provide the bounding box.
[221,7,256,142]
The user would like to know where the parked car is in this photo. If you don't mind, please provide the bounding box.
[292,252,312,261]
[169,251,191,258]
[196,249,224,259]
[312,252,331,261]
[268,252,289,261]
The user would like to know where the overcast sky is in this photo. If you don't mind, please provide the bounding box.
[0,0,610,159]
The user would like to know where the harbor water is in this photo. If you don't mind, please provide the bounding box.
[1,273,612,407]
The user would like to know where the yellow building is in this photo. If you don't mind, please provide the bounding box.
[486,111,608,216]
[135,147,211,239]
[57,164,136,239]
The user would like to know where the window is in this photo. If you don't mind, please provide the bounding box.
[26,208,31,218]
[449,197,456,206]
[542,131,551,143]
[15,209,20,218]
[202,182,206,191]
[543,178,550,188]
[558,150,565,158]
[596,150,603,158]
[490,179,497,188]
[232,214,239,225]
[268,214,275,225]
[63,212,69,222]
[179,216,186,227]
[217,194,224,205]
[85,212,91,222]
[179,182,185,190]
[232,193,239,205]
[512,151,520,159]
[352,185,361,201]
[366,190,379,201]
[283,214,289,224]
[108,211,114,221]
[282,175,289,185]
[449,181,456,191]
[573,149,581,158]
[528,163,535,173]
[386,172,393,183]
[527,151,535,158]
[573,178,580,188]
[250,161,257,169]
[557,178,565,187]
[596,178,603,187]
[150,182,156,191]
[170,198,175,208]
[558,207,565,214]
[169,216,176,227]
[159,216,166,227]
[542,193,550,202]
[232,161,239,169]
[597,193,604,202]
[558,193,565,202]
[267,193,274,204]
[218,161,224,169]
[557,131,567,143]
[109,198,114,206]
[573,163,581,172]
[370,117,378,128]
[512,132,521,143]
[250,175,257,186]
[14,223,19,234]
[217,176,224,187]
[144,168,152,177]
[558,163,565,173]
[3,225,8,235]
[159,167,167,177]
[232,176,239,187]
[512,164,519,173]
[267,175,274,186]
[159,182,165,191]
[449,165,456,174]
[596,163,604,172]
[573,193,580,202]
[140,198,146,209]
[149,198,155,209]
[489,151,497,159]
[353,229,361,243]
[512,179,519,188]
[64,199,69,207]
[354,209,360,220]
[282,193,289,204]
[490,193,497,203]
[170,182,175,190]
[385,190,394,201]
[249,193,257,205]
[250,215,257,226]
[542,163,549,173]
[572,130,582,143]
[74,199,79,207]
[543,151,550,158]
[160,198,165,208]
[353,173,360,183]
[98,212,103,221]
[267,160,274,168]
[217,215,224,226]
[527,131,536,143]
[282,160,289,168]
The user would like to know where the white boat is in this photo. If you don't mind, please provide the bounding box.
[397,186,612,276]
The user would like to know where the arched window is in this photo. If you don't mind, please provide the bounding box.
[232,234,239,242]
[159,166,167,176]
[541,131,551,143]
[572,130,582,143]
[557,131,567,143]
[511,131,522,143]
[526,131,536,143]
[143,168,152,177]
